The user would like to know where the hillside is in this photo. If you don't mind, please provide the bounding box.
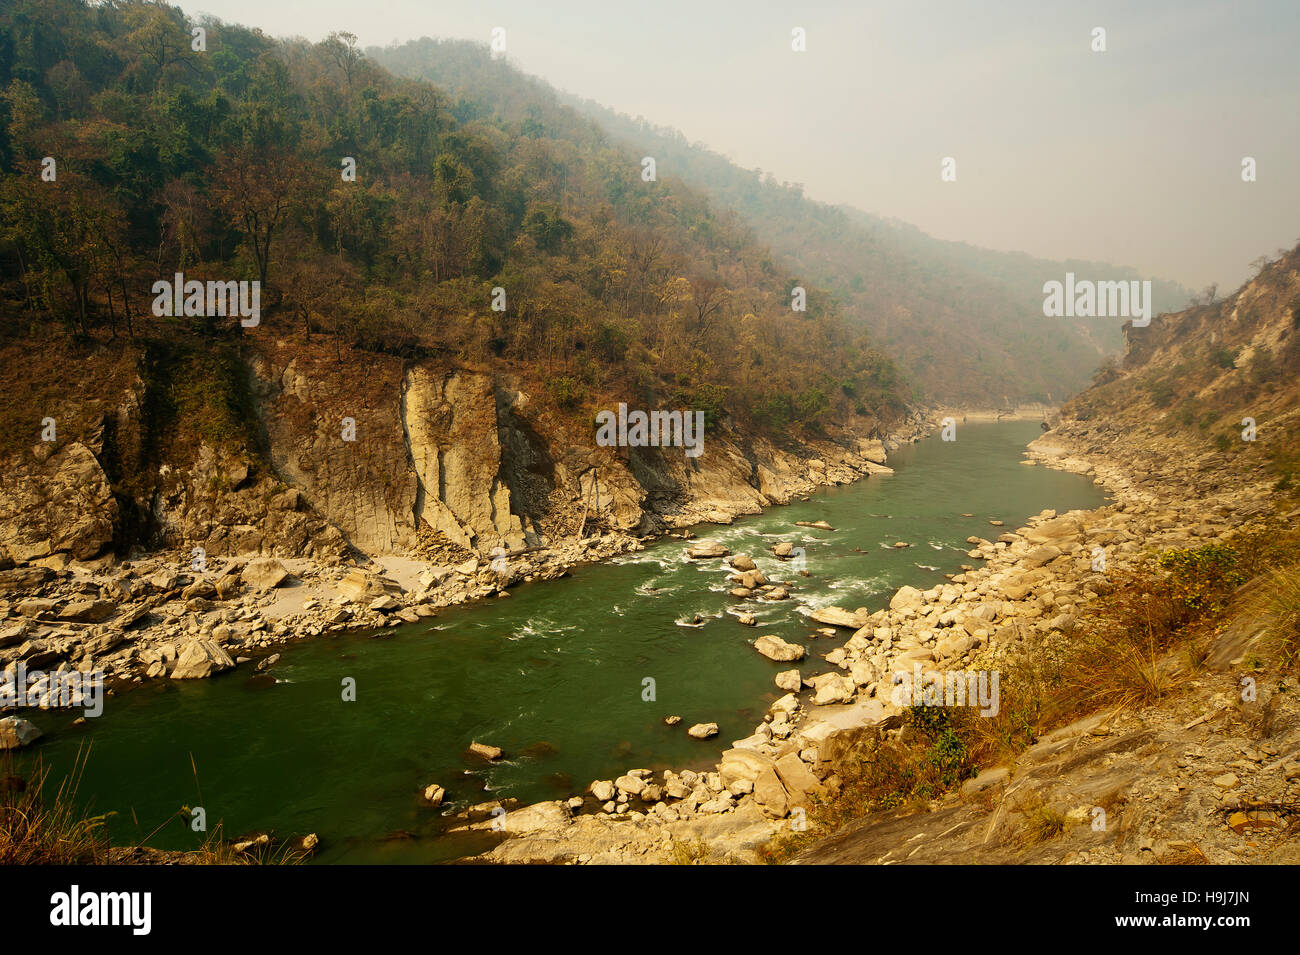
[374,38,1190,406]
[0,0,914,564]
[1057,243,1300,490]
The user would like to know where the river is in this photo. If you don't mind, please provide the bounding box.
[21,421,1106,863]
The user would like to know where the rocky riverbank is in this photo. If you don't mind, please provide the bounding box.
[0,409,933,712]
[790,420,1299,864]
[461,410,1297,864]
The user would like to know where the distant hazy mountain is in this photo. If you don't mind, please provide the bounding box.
[375,38,1190,406]
[566,102,1193,407]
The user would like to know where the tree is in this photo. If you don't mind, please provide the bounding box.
[211,145,317,289]
[322,31,363,91]
[688,277,728,341]
[1,170,124,335]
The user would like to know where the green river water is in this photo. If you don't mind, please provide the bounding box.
[19,421,1106,863]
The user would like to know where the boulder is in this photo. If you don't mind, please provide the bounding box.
[116,604,150,630]
[687,542,730,559]
[614,774,645,796]
[729,554,756,572]
[0,716,42,750]
[754,635,806,662]
[243,557,289,591]
[0,622,27,648]
[719,748,777,788]
[15,597,55,618]
[500,800,571,834]
[849,660,876,687]
[858,439,888,464]
[182,579,216,601]
[338,570,401,603]
[1024,517,1082,545]
[214,574,242,599]
[774,752,825,805]
[808,606,868,629]
[889,585,924,612]
[170,640,235,679]
[770,693,800,716]
[0,567,54,596]
[58,598,116,623]
[0,443,116,562]
[751,767,790,818]
[811,673,856,705]
[687,722,719,739]
[775,668,802,692]
[1023,545,1062,569]
[468,741,503,760]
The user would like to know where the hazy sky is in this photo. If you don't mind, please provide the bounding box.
[190,0,1300,290]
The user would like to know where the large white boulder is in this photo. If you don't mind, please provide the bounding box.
[754,635,806,662]
[170,639,235,679]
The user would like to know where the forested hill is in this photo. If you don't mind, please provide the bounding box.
[375,38,1191,406]
[0,0,909,452]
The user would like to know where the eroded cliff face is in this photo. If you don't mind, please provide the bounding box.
[0,338,915,569]
[402,367,526,552]
[248,352,419,555]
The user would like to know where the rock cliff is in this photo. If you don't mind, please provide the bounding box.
[0,338,920,570]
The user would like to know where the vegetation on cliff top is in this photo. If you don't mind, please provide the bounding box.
[0,0,909,463]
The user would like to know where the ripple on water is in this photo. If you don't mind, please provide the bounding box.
[826,574,891,595]
[509,617,578,642]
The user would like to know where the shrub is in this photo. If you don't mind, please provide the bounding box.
[1155,543,1246,617]
[546,375,587,409]
[1150,378,1177,408]
[1208,345,1238,370]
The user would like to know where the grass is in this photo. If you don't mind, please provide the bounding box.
[0,334,139,460]
[1021,802,1068,845]
[667,838,713,865]
[0,746,109,864]
[1241,566,1300,670]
